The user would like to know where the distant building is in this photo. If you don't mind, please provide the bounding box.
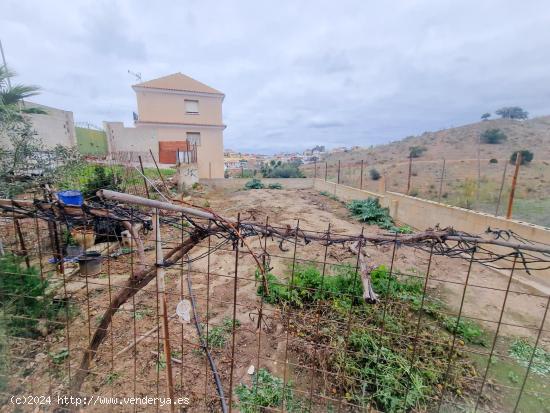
[105,73,226,179]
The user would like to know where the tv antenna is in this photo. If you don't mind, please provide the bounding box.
[127,69,142,82]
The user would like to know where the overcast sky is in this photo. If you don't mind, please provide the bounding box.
[2,1,550,153]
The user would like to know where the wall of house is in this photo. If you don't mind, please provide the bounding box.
[104,122,224,179]
[156,127,224,179]
[25,102,76,148]
[135,90,223,125]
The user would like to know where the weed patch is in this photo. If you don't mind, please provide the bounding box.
[244,179,265,190]
[509,339,550,376]
[0,254,71,338]
[205,317,241,349]
[347,198,406,232]
[256,264,477,412]
[235,368,305,412]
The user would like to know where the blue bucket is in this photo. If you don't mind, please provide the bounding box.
[58,190,83,206]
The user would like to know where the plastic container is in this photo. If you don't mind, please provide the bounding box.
[58,190,83,206]
[66,245,83,258]
[77,252,102,276]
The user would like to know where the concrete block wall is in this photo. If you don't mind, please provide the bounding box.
[313,178,550,293]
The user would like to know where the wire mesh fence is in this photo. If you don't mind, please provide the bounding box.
[305,157,550,228]
[1,184,550,412]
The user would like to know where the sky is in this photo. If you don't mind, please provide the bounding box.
[2,0,550,153]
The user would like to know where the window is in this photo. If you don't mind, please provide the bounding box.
[185,99,199,114]
[186,132,201,146]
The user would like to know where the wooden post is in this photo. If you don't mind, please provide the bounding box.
[406,155,413,194]
[138,155,150,199]
[495,161,508,216]
[14,219,30,269]
[337,160,341,184]
[477,134,481,201]
[314,159,317,179]
[359,160,364,189]
[149,149,171,194]
[506,152,522,219]
[154,211,175,411]
[209,162,212,179]
[437,159,446,203]
[325,162,328,181]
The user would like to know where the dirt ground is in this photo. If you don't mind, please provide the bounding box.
[3,186,549,412]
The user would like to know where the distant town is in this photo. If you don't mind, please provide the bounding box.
[223,144,363,173]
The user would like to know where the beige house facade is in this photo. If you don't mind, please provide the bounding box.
[105,73,226,179]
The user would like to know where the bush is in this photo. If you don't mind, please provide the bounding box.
[236,368,303,412]
[261,162,304,178]
[244,179,265,190]
[480,129,507,144]
[409,146,427,158]
[369,168,381,180]
[347,198,395,230]
[0,254,69,338]
[510,150,534,165]
[268,183,282,189]
[489,158,498,164]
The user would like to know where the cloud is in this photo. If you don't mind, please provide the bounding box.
[2,0,550,153]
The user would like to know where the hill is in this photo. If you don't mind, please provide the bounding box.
[321,115,550,165]
[302,116,550,227]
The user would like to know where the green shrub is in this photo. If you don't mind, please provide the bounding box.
[442,317,486,345]
[480,129,507,144]
[268,183,283,189]
[346,198,394,230]
[244,179,265,190]
[235,368,304,412]
[409,146,427,158]
[510,150,534,165]
[205,317,240,349]
[261,162,304,178]
[0,254,69,338]
[489,158,498,164]
[369,168,381,180]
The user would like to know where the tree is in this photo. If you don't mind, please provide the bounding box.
[409,146,427,158]
[480,129,507,144]
[481,113,491,121]
[510,150,534,165]
[369,168,381,181]
[0,67,80,197]
[495,106,528,120]
[0,66,46,121]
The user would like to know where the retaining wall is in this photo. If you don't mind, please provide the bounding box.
[202,178,313,190]
[313,178,550,292]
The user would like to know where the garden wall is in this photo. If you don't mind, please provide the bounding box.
[313,178,550,293]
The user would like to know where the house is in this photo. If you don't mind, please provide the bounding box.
[104,73,226,179]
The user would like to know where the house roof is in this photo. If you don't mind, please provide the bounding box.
[133,73,223,95]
